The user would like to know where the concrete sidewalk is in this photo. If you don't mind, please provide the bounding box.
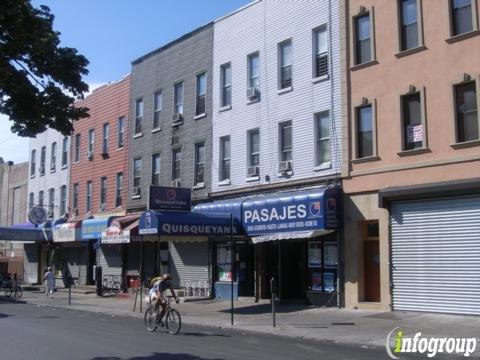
[9,290,480,349]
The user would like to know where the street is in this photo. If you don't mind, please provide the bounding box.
[0,300,436,360]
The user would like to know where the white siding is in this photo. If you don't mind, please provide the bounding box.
[211,0,342,193]
[27,129,70,220]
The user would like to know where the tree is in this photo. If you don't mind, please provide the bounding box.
[0,0,90,137]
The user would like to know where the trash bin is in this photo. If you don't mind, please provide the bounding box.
[95,266,102,296]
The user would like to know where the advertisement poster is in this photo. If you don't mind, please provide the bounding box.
[309,242,322,267]
[311,272,323,291]
[324,243,338,268]
[218,265,232,282]
[323,272,335,292]
[407,124,423,143]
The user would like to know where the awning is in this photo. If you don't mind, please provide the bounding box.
[101,214,140,244]
[0,226,51,242]
[193,197,246,235]
[138,210,241,237]
[242,187,339,239]
[251,230,333,244]
[82,217,118,240]
[53,221,82,242]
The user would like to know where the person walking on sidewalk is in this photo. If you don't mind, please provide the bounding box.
[44,267,55,298]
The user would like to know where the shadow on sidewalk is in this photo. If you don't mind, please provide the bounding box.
[218,303,313,315]
[92,353,223,360]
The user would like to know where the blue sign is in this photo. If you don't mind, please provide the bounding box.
[81,218,111,240]
[139,210,159,235]
[242,188,339,236]
[149,186,191,211]
[0,227,50,242]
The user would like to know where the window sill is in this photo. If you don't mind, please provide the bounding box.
[50,169,56,174]
[30,175,35,179]
[61,165,68,170]
[116,147,124,151]
[394,45,427,58]
[277,86,293,95]
[133,133,143,139]
[131,195,141,200]
[151,128,161,134]
[39,173,45,177]
[219,105,232,112]
[193,183,205,190]
[277,171,293,178]
[397,147,430,157]
[246,98,260,105]
[312,75,329,84]
[194,113,207,120]
[218,179,231,186]
[350,60,379,72]
[313,162,332,171]
[450,139,480,149]
[352,155,380,164]
[446,29,480,44]
[246,176,260,182]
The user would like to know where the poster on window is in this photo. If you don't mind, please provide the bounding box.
[218,265,232,282]
[311,272,323,291]
[407,124,423,143]
[323,272,335,292]
[324,242,338,268]
[217,246,231,265]
[309,242,322,267]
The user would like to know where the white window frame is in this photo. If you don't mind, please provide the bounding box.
[30,149,36,177]
[313,25,329,79]
[153,91,162,129]
[50,142,57,171]
[219,136,231,182]
[173,82,184,115]
[61,137,68,167]
[73,183,79,210]
[315,111,331,167]
[151,153,161,185]
[220,63,232,108]
[135,98,143,135]
[100,177,107,210]
[247,129,260,168]
[172,148,182,181]
[86,181,92,212]
[102,123,109,154]
[115,172,123,207]
[279,121,293,162]
[247,52,260,91]
[88,129,94,154]
[133,158,142,189]
[75,134,81,163]
[278,39,293,90]
[195,73,207,117]
[194,142,205,186]
[60,185,67,216]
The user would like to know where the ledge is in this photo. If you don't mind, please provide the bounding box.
[192,183,205,190]
[450,139,480,149]
[312,75,329,84]
[277,86,293,95]
[151,128,161,134]
[218,179,231,186]
[219,105,232,112]
[445,29,480,44]
[245,176,260,182]
[246,98,260,105]
[133,133,143,139]
[394,45,427,58]
[350,60,379,72]
[194,113,207,120]
[61,165,68,170]
[397,147,431,157]
[351,155,380,164]
[131,195,141,200]
[313,162,332,171]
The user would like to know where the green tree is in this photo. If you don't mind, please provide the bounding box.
[0,0,89,137]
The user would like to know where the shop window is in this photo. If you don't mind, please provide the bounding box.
[216,244,232,282]
[308,239,338,293]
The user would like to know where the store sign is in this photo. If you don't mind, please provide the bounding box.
[53,223,81,242]
[149,186,191,211]
[101,225,130,244]
[82,218,111,240]
[139,210,159,235]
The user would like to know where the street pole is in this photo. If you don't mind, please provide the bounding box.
[140,235,143,313]
[271,277,276,327]
[230,214,234,326]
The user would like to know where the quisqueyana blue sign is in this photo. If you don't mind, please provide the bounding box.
[149,186,191,212]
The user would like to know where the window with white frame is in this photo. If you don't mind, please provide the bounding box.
[355,13,372,64]
[248,53,260,92]
[135,98,143,134]
[102,123,109,154]
[221,63,231,107]
[100,177,107,210]
[279,121,292,162]
[30,149,36,176]
[118,117,125,148]
[38,190,44,207]
[279,40,292,89]
[115,172,123,207]
[172,148,182,180]
[133,158,142,190]
[248,129,260,168]
[455,81,479,142]
[220,136,230,181]
[174,82,184,115]
[196,73,206,116]
[40,146,46,175]
[60,185,67,216]
[153,91,162,129]
[50,142,57,171]
[451,0,474,36]
[316,112,331,165]
[61,137,68,167]
[399,0,419,51]
[73,183,79,211]
[314,26,328,78]
[86,181,92,212]
[194,142,205,186]
[88,129,94,155]
[151,153,160,185]
[75,134,81,162]
[48,188,55,215]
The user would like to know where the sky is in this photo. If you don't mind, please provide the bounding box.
[0,0,251,164]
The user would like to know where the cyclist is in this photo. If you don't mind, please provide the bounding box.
[149,274,179,326]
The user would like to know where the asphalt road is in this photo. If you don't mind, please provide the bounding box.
[0,300,450,360]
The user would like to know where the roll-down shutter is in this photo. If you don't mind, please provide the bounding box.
[169,241,209,288]
[99,245,122,276]
[391,196,480,315]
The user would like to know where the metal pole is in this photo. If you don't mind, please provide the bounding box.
[140,236,143,313]
[271,277,276,327]
[68,282,71,305]
[230,214,234,326]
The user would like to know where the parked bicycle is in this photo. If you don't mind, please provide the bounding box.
[144,296,181,335]
[3,284,23,298]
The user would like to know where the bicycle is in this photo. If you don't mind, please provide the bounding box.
[144,296,181,335]
[4,284,23,298]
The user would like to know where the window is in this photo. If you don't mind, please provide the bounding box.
[30,149,36,176]
[356,105,374,158]
[115,172,123,207]
[75,134,81,162]
[316,112,331,165]
[401,92,424,150]
[88,129,94,154]
[73,183,79,211]
[38,191,44,207]
[133,158,142,189]
[248,129,260,168]
[153,91,162,129]
[314,26,328,78]
[40,146,46,174]
[48,188,55,215]
[118,117,125,148]
[455,81,479,142]
[100,177,107,210]
[86,181,92,212]
[61,137,68,167]
[248,53,260,91]
[220,136,231,181]
[60,185,66,216]
[172,148,182,180]
[50,142,57,171]
[221,63,232,107]
[355,13,372,64]
[135,98,143,134]
[279,40,292,89]
[102,123,109,154]
[399,0,419,51]
[29,193,34,209]
[194,143,205,186]
[451,0,473,36]
[174,82,184,114]
[151,154,160,185]
[279,121,292,162]
[196,73,206,116]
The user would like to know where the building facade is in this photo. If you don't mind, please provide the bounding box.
[343,0,480,315]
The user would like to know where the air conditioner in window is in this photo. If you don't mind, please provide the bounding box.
[247,166,259,177]
[278,160,292,173]
[132,187,141,197]
[171,113,183,127]
[100,203,106,211]
[246,87,260,100]
[86,151,94,160]
[170,179,180,188]
[39,165,45,175]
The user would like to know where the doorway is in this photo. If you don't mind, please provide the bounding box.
[363,240,380,302]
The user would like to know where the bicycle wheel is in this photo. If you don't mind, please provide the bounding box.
[4,287,11,297]
[165,309,181,335]
[13,286,23,298]
[144,307,158,332]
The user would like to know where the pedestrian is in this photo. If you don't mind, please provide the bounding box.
[44,267,55,298]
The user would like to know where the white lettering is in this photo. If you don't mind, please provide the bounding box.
[287,205,296,219]
[270,208,279,221]
[163,223,171,234]
[260,208,269,221]
[427,338,439,358]
[465,338,477,357]
[297,204,307,218]
[244,210,252,222]
[445,338,455,353]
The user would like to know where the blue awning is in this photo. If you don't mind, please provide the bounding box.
[193,197,247,233]
[81,217,118,240]
[139,210,241,236]
[0,227,51,242]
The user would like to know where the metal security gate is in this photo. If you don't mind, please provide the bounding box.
[99,245,122,276]
[169,241,209,288]
[391,196,480,315]
[24,244,39,284]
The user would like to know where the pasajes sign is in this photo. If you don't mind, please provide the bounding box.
[149,186,191,211]
[242,188,338,236]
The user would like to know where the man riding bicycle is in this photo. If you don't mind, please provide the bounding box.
[149,274,179,326]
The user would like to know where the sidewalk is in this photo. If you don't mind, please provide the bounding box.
[12,290,480,348]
